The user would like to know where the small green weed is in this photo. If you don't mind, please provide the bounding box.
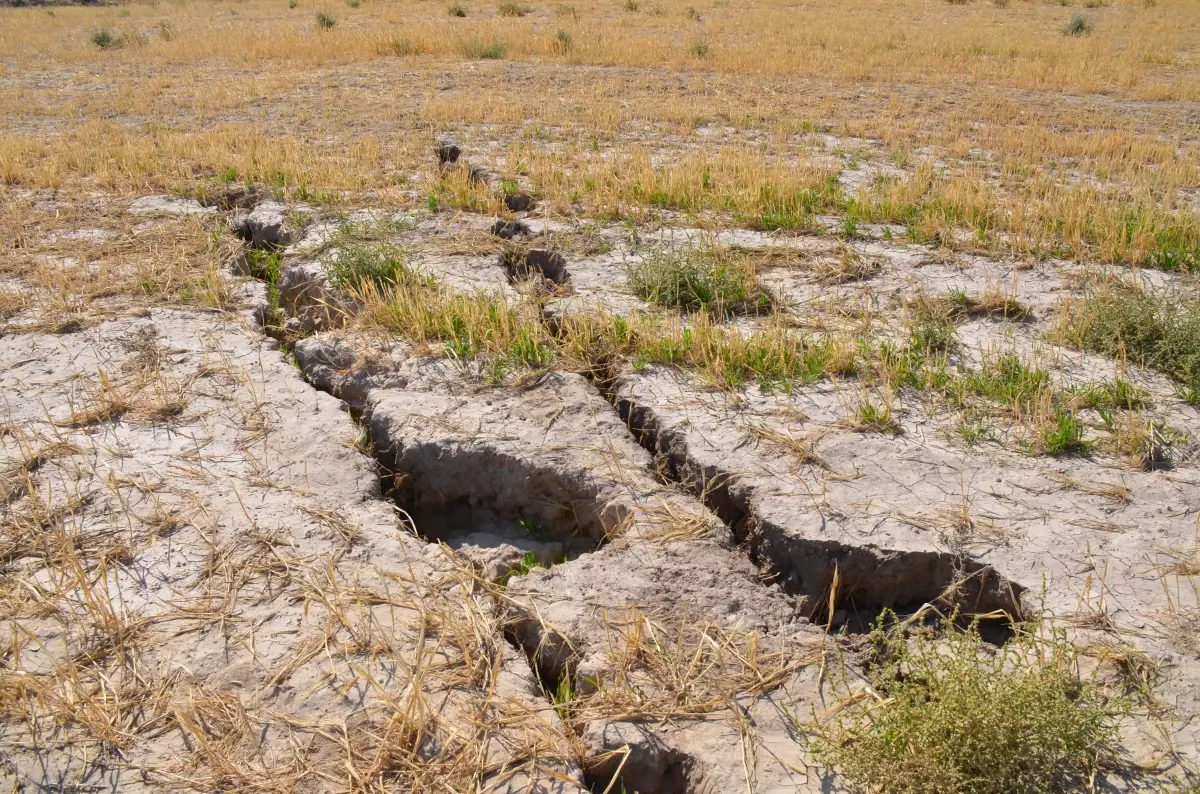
[956,415,995,446]
[750,210,806,231]
[518,515,551,541]
[960,352,1049,411]
[247,248,283,286]
[1040,410,1089,456]
[506,551,544,580]
[1146,229,1200,271]
[854,393,900,434]
[1074,378,1146,411]
[315,10,337,28]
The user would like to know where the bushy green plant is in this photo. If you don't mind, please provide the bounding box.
[1062,285,1200,391]
[314,10,337,28]
[464,40,508,58]
[90,28,117,49]
[322,241,413,290]
[808,612,1129,794]
[1063,13,1093,35]
[627,247,770,316]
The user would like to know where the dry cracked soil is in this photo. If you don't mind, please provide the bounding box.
[2,177,1200,794]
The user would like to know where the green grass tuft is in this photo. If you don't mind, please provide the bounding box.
[1040,410,1089,456]
[322,241,414,291]
[90,28,117,49]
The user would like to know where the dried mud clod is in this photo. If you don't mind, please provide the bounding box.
[504,192,538,212]
[491,218,532,240]
[436,141,462,165]
[230,201,295,248]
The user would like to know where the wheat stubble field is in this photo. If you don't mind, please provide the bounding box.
[1,0,1199,792]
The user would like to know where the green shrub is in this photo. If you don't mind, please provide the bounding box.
[1063,14,1093,35]
[383,36,421,56]
[90,28,146,49]
[90,28,117,49]
[808,613,1129,794]
[627,247,771,316]
[553,28,573,52]
[322,241,413,290]
[314,10,337,28]
[464,40,508,58]
[1061,285,1200,390]
[498,1,532,15]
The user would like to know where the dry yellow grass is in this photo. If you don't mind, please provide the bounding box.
[0,0,1197,270]
[2,0,1195,97]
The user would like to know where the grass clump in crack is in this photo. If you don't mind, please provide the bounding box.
[808,611,1130,794]
[322,240,413,291]
[627,245,772,316]
[355,267,554,369]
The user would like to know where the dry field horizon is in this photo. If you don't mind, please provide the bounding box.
[3,0,1200,792]
[1,0,1199,264]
